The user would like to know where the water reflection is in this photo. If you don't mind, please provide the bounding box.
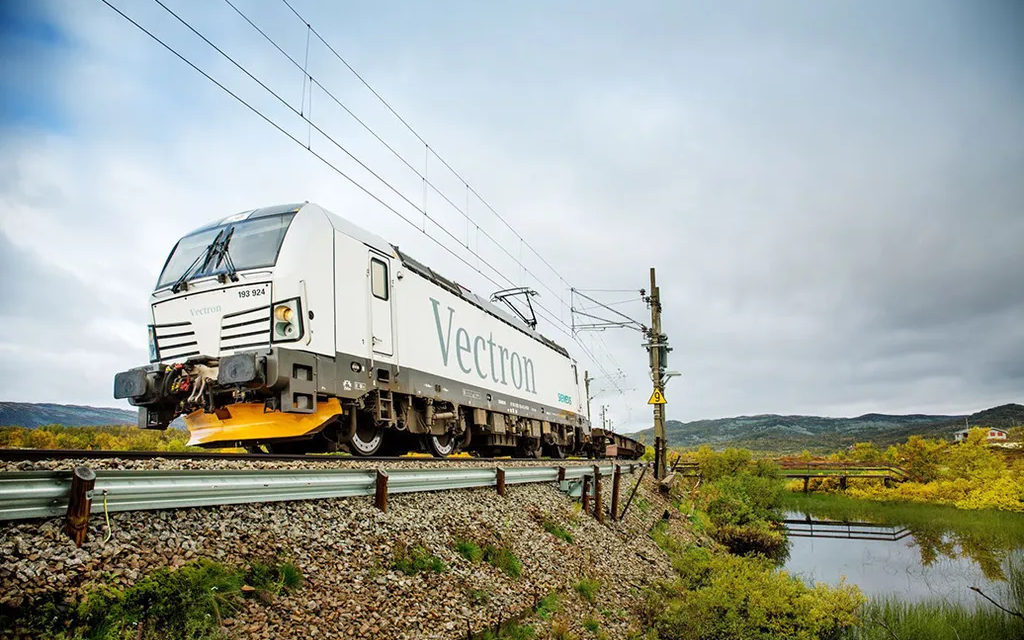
[784,515,911,542]
[781,501,1024,604]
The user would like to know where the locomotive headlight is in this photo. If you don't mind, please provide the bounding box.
[147,326,158,362]
[274,305,293,323]
[272,299,302,342]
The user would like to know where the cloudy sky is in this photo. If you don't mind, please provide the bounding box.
[1,0,1021,431]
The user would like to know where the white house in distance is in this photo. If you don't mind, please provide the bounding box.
[953,427,1008,443]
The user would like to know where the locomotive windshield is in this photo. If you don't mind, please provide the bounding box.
[156,212,296,289]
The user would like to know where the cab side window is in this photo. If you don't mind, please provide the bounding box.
[370,259,389,300]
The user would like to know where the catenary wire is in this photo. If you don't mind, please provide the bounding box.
[222,0,569,308]
[140,0,579,337]
[278,0,574,291]
[100,0,626,398]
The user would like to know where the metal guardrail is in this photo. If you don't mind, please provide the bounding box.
[0,462,645,522]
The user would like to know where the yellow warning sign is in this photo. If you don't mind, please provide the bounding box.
[647,389,667,405]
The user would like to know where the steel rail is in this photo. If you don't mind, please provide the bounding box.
[0,448,640,464]
[0,462,647,522]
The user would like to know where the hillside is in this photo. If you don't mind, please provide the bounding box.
[0,402,139,428]
[631,403,1024,453]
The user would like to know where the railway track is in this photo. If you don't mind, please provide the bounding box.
[0,448,612,464]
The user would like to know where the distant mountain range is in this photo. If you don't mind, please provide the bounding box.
[0,402,141,428]
[630,403,1024,453]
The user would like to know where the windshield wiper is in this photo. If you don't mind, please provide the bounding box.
[170,229,224,293]
[214,228,239,283]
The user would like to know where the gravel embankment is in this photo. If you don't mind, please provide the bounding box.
[1,461,678,639]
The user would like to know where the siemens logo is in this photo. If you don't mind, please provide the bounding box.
[431,298,537,394]
[190,305,222,317]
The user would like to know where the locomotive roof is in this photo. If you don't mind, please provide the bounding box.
[312,203,571,359]
[197,203,572,359]
[391,247,571,359]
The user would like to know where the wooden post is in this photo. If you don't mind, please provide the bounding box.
[496,468,506,497]
[803,477,809,494]
[64,466,96,547]
[619,464,648,520]
[557,466,566,482]
[581,475,591,515]
[374,469,388,512]
[840,476,848,491]
[593,465,603,523]
[611,465,621,521]
[884,476,892,488]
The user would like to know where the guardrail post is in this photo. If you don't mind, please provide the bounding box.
[557,466,566,482]
[375,469,389,512]
[496,468,506,496]
[884,476,892,488]
[803,477,809,493]
[593,465,603,523]
[611,464,621,521]
[581,475,591,515]
[839,476,848,491]
[64,466,96,547]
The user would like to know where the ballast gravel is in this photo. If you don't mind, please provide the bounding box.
[0,461,678,640]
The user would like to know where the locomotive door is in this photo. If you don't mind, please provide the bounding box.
[368,251,394,357]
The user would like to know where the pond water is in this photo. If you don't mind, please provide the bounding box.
[782,495,1024,606]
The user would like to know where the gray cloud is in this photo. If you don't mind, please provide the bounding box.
[0,0,1021,430]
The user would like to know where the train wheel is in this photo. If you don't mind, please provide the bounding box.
[517,438,542,459]
[424,433,456,458]
[544,443,568,459]
[349,423,384,456]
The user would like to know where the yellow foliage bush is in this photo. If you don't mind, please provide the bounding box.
[0,424,206,452]
[796,428,1024,512]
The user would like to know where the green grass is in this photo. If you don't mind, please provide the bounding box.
[542,519,574,544]
[393,544,446,575]
[480,621,536,640]
[575,578,600,602]
[0,558,302,639]
[842,597,1024,640]
[455,539,484,563]
[483,544,523,579]
[634,496,652,514]
[535,592,560,620]
[467,587,491,606]
[582,616,600,632]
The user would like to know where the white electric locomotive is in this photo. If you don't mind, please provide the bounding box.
[114,202,643,458]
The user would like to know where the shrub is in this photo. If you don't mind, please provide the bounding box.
[693,456,789,559]
[575,578,600,602]
[3,558,302,639]
[393,544,445,575]
[712,523,789,562]
[642,549,862,640]
[483,544,523,579]
[467,587,491,605]
[454,539,483,562]
[535,592,560,620]
[696,446,752,481]
[481,621,536,640]
[542,519,574,544]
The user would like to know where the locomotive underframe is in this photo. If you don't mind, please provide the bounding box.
[112,347,614,457]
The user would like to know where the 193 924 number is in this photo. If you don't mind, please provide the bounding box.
[237,286,268,299]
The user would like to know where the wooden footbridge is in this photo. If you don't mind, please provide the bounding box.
[777,461,908,491]
[671,460,908,492]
